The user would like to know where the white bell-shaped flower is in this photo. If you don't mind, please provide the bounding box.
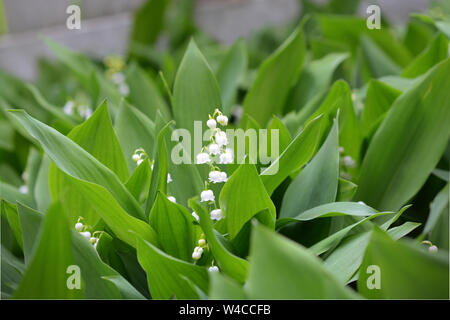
[80,231,91,239]
[201,190,215,202]
[168,196,176,203]
[192,211,200,222]
[217,114,228,126]
[136,159,144,166]
[429,245,438,253]
[167,173,172,183]
[208,266,219,272]
[207,119,216,129]
[196,152,211,164]
[208,171,222,183]
[210,209,223,221]
[198,239,206,247]
[219,148,234,164]
[342,155,356,168]
[208,143,220,155]
[214,131,228,147]
[192,246,204,260]
[75,222,83,232]
[132,154,140,162]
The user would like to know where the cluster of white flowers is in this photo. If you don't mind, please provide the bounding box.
[339,147,356,169]
[63,100,93,120]
[192,238,207,260]
[190,109,232,266]
[74,219,99,250]
[111,72,130,96]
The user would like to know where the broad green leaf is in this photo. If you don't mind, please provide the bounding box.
[17,203,43,264]
[286,53,349,114]
[209,272,247,300]
[190,199,248,284]
[125,63,171,120]
[260,114,324,195]
[128,0,168,51]
[34,155,51,212]
[336,178,358,201]
[173,40,221,135]
[125,159,152,203]
[266,115,292,154]
[402,33,449,78]
[136,237,209,299]
[102,275,146,300]
[14,203,82,299]
[277,201,379,229]
[325,216,419,284]
[280,117,339,218]
[243,21,306,126]
[0,181,34,208]
[424,183,449,250]
[1,200,23,250]
[309,212,392,256]
[220,164,276,239]
[355,58,450,211]
[49,102,129,225]
[145,120,172,216]
[115,101,156,172]
[1,245,24,298]
[305,80,363,165]
[149,192,199,261]
[360,80,401,137]
[246,223,356,299]
[17,203,139,299]
[358,227,449,299]
[68,177,159,249]
[9,109,145,221]
[216,39,247,113]
[361,36,401,78]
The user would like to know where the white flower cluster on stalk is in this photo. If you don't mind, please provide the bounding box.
[74,218,99,250]
[104,55,129,96]
[190,109,231,266]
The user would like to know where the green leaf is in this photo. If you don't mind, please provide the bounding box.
[13,202,82,299]
[1,200,23,251]
[115,101,156,173]
[360,80,401,137]
[280,117,339,218]
[358,227,449,299]
[129,0,168,51]
[355,58,450,211]
[9,109,145,221]
[243,21,306,126]
[266,115,292,154]
[424,183,449,250]
[68,177,159,249]
[49,102,130,225]
[361,36,402,78]
[220,164,276,239]
[145,120,172,216]
[402,33,449,78]
[260,114,324,195]
[309,212,392,256]
[125,64,171,120]
[149,193,199,261]
[216,39,247,113]
[286,53,348,114]
[125,159,152,203]
[136,237,209,299]
[246,223,356,299]
[173,40,221,135]
[17,203,140,299]
[0,181,35,208]
[337,178,358,201]
[209,272,247,299]
[189,199,249,284]
[102,275,146,299]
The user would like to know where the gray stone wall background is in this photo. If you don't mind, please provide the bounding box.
[0,0,432,80]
